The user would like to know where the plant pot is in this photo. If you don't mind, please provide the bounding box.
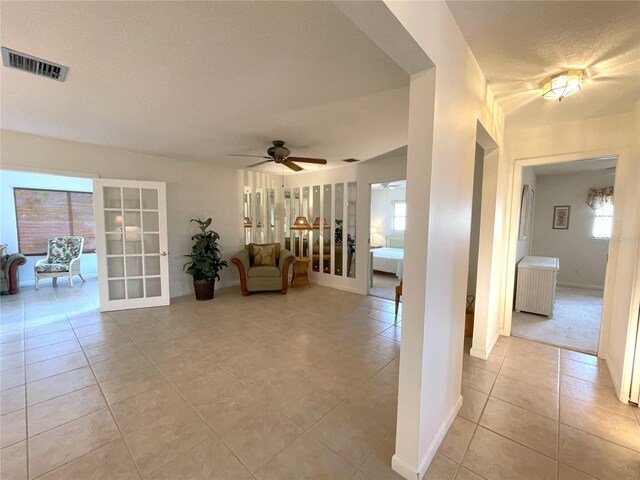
[193,280,215,301]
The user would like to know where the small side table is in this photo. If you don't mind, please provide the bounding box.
[292,257,310,288]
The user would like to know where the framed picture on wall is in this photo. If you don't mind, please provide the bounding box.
[553,205,570,230]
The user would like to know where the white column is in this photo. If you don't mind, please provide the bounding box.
[393,68,464,479]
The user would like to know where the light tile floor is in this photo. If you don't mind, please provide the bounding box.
[1,279,638,480]
[454,335,640,480]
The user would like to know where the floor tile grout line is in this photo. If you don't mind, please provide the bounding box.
[24,282,71,480]
[140,436,211,479]
[306,399,390,472]
[559,387,636,419]
[218,328,395,473]
[116,321,258,477]
[63,310,146,480]
[23,308,30,480]
[482,396,559,424]
[472,424,562,465]
[10,284,627,479]
[199,317,396,473]
[557,376,561,480]
[28,437,124,480]
[555,419,640,454]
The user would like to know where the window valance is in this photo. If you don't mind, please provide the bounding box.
[586,186,613,210]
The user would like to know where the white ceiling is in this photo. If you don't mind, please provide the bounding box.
[531,157,617,177]
[4,2,638,170]
[447,1,640,128]
[371,180,406,190]
[0,1,409,173]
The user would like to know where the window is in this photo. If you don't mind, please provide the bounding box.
[393,201,406,231]
[14,188,96,255]
[592,203,613,239]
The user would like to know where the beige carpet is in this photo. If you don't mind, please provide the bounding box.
[511,286,602,354]
[370,271,400,301]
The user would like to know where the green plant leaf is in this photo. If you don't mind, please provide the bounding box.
[184,217,228,283]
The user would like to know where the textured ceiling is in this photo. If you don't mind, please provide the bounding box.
[447,1,640,128]
[0,1,409,173]
[531,157,617,176]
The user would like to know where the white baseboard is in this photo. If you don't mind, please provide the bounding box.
[602,353,625,402]
[215,279,240,290]
[310,278,367,295]
[557,281,604,291]
[391,394,463,480]
[470,330,501,360]
[469,347,488,360]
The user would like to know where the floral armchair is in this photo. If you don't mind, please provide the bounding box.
[34,237,85,289]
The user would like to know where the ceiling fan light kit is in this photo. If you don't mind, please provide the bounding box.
[230,140,328,172]
[540,70,583,102]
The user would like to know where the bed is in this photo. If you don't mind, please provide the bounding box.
[370,236,404,285]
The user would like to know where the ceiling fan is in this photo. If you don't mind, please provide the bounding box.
[229,140,327,172]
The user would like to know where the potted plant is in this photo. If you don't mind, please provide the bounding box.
[184,218,228,300]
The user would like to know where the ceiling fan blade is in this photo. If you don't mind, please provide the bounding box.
[247,159,274,168]
[283,160,303,172]
[286,156,327,165]
[229,154,272,159]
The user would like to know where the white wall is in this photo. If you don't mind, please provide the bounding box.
[0,130,244,298]
[283,154,407,295]
[0,170,98,285]
[515,167,537,262]
[370,185,406,246]
[531,170,612,289]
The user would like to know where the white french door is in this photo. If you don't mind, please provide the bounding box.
[93,179,170,312]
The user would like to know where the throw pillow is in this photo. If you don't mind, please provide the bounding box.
[248,243,280,264]
[253,244,277,266]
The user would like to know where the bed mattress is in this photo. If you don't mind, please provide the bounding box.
[372,247,404,277]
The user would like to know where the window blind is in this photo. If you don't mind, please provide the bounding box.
[14,188,96,255]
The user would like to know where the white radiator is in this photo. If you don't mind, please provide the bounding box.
[515,256,559,317]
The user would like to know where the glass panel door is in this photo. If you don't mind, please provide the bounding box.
[93,179,169,311]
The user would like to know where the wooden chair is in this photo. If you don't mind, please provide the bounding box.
[395,280,403,318]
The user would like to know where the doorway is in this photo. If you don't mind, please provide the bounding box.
[0,169,100,311]
[509,157,616,354]
[465,145,485,342]
[0,170,171,313]
[368,180,406,301]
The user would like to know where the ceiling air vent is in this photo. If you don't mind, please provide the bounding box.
[1,47,68,82]
[342,158,359,163]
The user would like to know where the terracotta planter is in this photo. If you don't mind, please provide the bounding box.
[193,280,215,301]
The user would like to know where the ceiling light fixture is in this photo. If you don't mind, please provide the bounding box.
[540,70,583,102]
